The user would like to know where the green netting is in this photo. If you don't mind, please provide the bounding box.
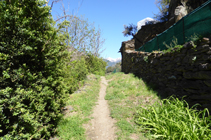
[136,0,211,52]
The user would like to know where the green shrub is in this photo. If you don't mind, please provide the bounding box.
[0,0,68,139]
[135,96,211,139]
[62,56,89,93]
[85,54,107,76]
[106,62,121,74]
[0,0,107,139]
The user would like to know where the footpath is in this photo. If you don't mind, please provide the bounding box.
[85,76,116,140]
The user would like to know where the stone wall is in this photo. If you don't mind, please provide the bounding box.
[121,38,211,110]
[134,20,175,50]
[130,0,209,51]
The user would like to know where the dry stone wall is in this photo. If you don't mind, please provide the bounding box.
[121,38,211,110]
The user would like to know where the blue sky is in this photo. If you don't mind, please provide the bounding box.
[49,0,160,59]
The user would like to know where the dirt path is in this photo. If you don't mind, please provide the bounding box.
[85,76,116,140]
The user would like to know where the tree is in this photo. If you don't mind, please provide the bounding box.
[122,24,137,37]
[57,17,105,58]
[54,1,105,59]
[154,0,171,22]
[122,24,143,43]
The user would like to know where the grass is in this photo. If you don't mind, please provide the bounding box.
[135,96,211,140]
[53,74,101,140]
[106,72,211,140]
[51,72,211,139]
[105,72,159,140]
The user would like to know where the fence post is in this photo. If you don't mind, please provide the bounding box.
[183,18,185,44]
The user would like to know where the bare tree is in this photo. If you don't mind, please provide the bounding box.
[46,0,62,8]
[52,0,105,60]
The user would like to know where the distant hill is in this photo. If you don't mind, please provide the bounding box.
[104,57,121,68]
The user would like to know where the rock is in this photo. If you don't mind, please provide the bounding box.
[201,37,210,43]
[182,80,203,89]
[189,95,211,100]
[202,104,211,111]
[175,5,188,22]
[183,41,195,49]
[175,66,185,72]
[199,63,211,70]
[184,71,211,79]
[203,80,211,87]
[168,0,208,21]
[184,88,199,94]
[189,45,210,55]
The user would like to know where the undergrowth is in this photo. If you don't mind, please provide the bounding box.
[55,74,101,140]
[106,72,211,140]
[135,96,211,140]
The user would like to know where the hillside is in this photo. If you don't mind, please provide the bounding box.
[104,58,121,68]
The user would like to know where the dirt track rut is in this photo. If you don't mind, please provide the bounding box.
[85,76,116,140]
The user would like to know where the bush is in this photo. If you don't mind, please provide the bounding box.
[0,0,107,139]
[0,0,68,139]
[106,62,121,74]
[62,56,89,93]
[85,54,107,76]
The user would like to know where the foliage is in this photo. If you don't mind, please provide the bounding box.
[187,33,203,45]
[135,96,211,139]
[143,56,149,63]
[56,16,105,57]
[61,57,89,93]
[163,36,179,49]
[0,0,70,139]
[85,54,107,76]
[162,44,183,54]
[56,74,100,139]
[56,13,107,90]
[162,37,183,54]
[106,62,121,74]
[145,20,158,25]
[154,0,171,22]
[122,24,137,37]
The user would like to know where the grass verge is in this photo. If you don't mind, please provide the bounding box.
[106,72,211,140]
[105,72,159,140]
[135,96,211,140]
[52,74,101,140]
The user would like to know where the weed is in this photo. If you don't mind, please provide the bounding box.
[143,56,149,63]
[187,33,203,45]
[134,96,211,140]
[192,56,197,63]
[163,36,178,49]
[162,44,183,54]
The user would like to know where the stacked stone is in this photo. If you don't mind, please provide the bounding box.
[121,38,211,111]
